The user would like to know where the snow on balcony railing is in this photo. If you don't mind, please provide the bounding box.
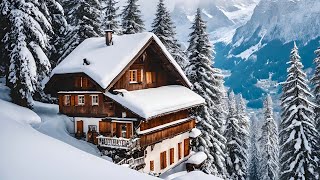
[97,136,140,150]
[117,156,145,168]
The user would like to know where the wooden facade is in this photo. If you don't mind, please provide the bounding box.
[140,110,189,131]
[140,118,195,147]
[58,93,115,117]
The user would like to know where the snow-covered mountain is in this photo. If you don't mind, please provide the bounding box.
[118,0,259,46]
[215,0,320,108]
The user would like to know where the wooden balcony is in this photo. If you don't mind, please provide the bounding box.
[97,136,140,150]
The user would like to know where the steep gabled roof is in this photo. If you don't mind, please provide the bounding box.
[105,85,205,120]
[50,32,191,89]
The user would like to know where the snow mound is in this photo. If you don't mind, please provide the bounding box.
[172,171,222,180]
[189,128,201,138]
[0,100,158,180]
[186,152,207,165]
[0,99,41,125]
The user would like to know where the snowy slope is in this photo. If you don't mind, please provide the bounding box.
[0,99,159,180]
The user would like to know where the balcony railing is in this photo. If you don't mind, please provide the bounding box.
[97,136,140,150]
[117,156,145,169]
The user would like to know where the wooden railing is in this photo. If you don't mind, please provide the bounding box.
[97,136,140,150]
[117,156,145,168]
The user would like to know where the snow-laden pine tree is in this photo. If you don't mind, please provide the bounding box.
[279,43,319,180]
[0,0,54,107]
[46,0,68,67]
[58,0,102,63]
[225,91,247,179]
[311,47,320,133]
[237,94,250,155]
[248,114,261,180]
[259,95,279,180]
[0,5,9,77]
[186,8,227,177]
[101,0,120,34]
[121,0,144,34]
[151,0,188,69]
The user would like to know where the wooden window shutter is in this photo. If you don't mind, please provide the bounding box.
[74,95,78,106]
[74,77,78,87]
[163,151,167,169]
[126,123,132,138]
[83,77,88,87]
[170,148,174,165]
[150,160,154,171]
[178,143,182,160]
[137,69,141,82]
[152,72,156,83]
[146,72,152,84]
[59,95,64,107]
[184,138,190,157]
[99,121,107,134]
[71,95,75,106]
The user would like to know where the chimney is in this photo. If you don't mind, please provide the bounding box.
[105,30,113,46]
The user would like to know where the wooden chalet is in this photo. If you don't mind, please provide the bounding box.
[45,31,205,175]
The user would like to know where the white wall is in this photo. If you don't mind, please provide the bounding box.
[142,132,190,174]
[75,117,102,140]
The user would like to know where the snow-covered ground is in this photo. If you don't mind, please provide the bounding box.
[0,82,220,180]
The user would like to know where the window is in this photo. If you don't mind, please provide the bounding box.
[88,125,97,132]
[150,160,154,171]
[64,95,71,106]
[178,143,182,160]
[170,148,174,165]
[146,72,156,84]
[78,95,85,105]
[91,95,99,106]
[160,151,167,170]
[129,70,138,83]
[122,112,127,118]
[121,124,127,138]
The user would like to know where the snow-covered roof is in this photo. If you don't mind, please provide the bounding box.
[186,152,207,165]
[105,85,205,120]
[51,32,191,89]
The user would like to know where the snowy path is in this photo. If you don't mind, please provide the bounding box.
[32,101,101,157]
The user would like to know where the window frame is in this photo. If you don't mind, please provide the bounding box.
[78,95,85,106]
[91,95,99,106]
[64,95,71,106]
[129,70,138,83]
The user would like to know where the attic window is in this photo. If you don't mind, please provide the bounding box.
[129,70,138,83]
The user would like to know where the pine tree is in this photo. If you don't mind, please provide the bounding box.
[225,91,247,179]
[259,95,279,180]
[311,47,320,133]
[248,115,261,180]
[279,43,319,179]
[121,0,144,34]
[151,0,188,69]
[46,0,68,67]
[186,8,227,177]
[58,0,102,63]
[101,0,120,34]
[1,0,54,107]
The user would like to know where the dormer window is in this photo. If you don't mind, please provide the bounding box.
[129,70,138,83]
